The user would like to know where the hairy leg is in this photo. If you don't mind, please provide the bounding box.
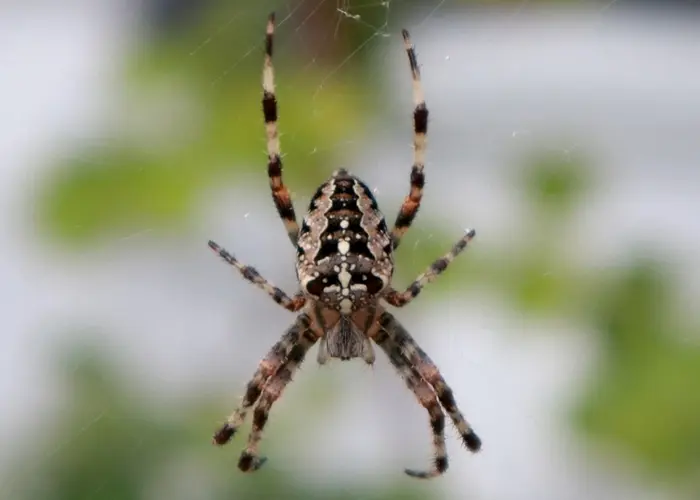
[378,311,481,452]
[390,28,428,250]
[374,329,448,478]
[238,327,319,471]
[263,12,300,246]
[384,229,475,308]
[208,240,306,312]
[213,314,311,445]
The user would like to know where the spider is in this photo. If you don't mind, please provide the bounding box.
[209,12,481,479]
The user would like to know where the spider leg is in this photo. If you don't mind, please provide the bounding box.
[374,328,448,478]
[263,12,300,246]
[238,326,319,472]
[212,314,311,446]
[390,28,428,251]
[378,311,482,453]
[384,229,475,308]
[208,240,306,312]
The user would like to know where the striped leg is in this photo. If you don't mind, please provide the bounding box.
[378,312,482,454]
[238,327,318,471]
[374,329,448,478]
[213,314,310,446]
[384,229,475,308]
[263,12,300,246]
[391,28,428,250]
[208,240,306,312]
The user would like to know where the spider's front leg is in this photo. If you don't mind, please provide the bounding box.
[374,328,449,478]
[208,240,306,312]
[384,229,475,308]
[391,28,428,250]
[378,311,482,453]
[238,324,319,472]
[262,12,300,246]
[213,314,311,446]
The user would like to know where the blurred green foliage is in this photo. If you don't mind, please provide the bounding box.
[576,259,700,478]
[7,346,431,500]
[15,1,700,499]
[37,1,388,244]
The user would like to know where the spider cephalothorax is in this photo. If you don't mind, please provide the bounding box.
[209,12,481,479]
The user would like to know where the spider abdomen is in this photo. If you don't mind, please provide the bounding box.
[296,169,393,312]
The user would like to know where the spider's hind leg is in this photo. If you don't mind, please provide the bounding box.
[391,28,428,250]
[212,314,310,446]
[378,311,482,453]
[263,12,300,246]
[374,328,448,478]
[238,326,319,471]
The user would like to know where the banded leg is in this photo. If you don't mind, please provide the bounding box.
[384,229,475,308]
[391,28,428,250]
[263,12,300,246]
[212,314,310,446]
[208,240,306,312]
[374,329,448,478]
[378,311,482,453]
[238,327,319,471]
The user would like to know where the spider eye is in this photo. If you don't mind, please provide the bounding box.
[305,278,326,297]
